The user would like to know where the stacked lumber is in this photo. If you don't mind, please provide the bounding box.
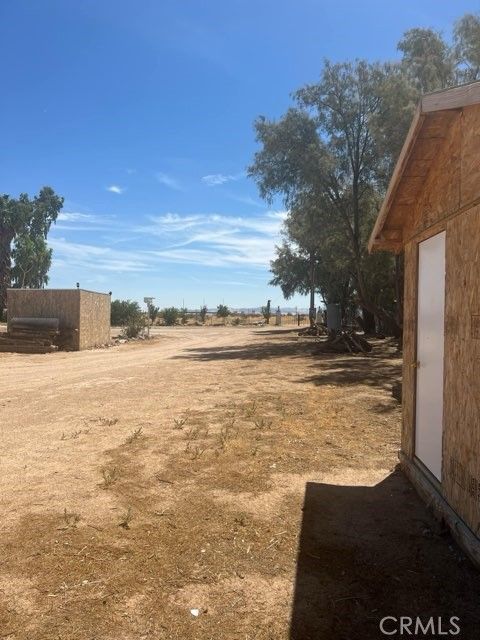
[0,317,60,353]
[54,327,79,350]
[314,331,372,354]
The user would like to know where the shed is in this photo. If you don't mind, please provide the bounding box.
[369,80,480,566]
[6,288,111,351]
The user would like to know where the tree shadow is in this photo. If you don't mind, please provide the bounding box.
[173,338,402,396]
[172,339,314,362]
[252,328,304,336]
[290,471,480,640]
[299,350,401,392]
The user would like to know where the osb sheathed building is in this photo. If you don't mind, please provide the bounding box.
[7,288,110,350]
[369,81,480,566]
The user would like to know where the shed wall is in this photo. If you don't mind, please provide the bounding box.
[403,105,480,245]
[443,205,480,533]
[401,103,480,535]
[6,289,110,351]
[406,113,461,241]
[7,289,81,349]
[78,290,111,349]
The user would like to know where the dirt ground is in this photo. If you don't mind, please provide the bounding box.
[1,326,480,640]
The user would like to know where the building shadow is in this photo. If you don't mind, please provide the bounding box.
[290,471,480,639]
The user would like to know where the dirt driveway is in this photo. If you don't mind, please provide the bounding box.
[1,326,480,639]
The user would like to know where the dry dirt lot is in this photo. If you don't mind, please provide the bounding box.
[1,326,480,640]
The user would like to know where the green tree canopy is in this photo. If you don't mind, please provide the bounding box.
[454,14,480,82]
[0,186,63,309]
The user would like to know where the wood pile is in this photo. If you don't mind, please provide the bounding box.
[0,317,61,353]
[314,331,372,354]
[298,323,327,337]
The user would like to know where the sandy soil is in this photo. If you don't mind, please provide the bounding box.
[1,326,479,639]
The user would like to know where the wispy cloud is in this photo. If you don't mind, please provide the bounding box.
[49,238,151,273]
[58,212,95,222]
[50,209,287,274]
[138,210,286,268]
[54,211,116,232]
[106,185,125,194]
[156,172,182,191]
[201,172,244,187]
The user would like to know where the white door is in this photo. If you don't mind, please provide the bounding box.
[415,231,446,481]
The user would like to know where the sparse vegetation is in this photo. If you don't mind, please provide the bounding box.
[147,303,160,324]
[111,299,142,326]
[125,427,143,444]
[199,305,208,323]
[245,400,257,417]
[216,304,230,323]
[253,417,273,431]
[118,507,133,529]
[63,508,81,527]
[173,415,189,429]
[101,467,118,488]
[162,307,179,326]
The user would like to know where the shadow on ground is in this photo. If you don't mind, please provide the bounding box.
[172,338,314,362]
[173,336,401,393]
[290,470,480,640]
[299,350,401,392]
[253,328,304,336]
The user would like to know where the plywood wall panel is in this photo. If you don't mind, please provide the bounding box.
[7,289,81,349]
[443,205,480,534]
[461,106,480,208]
[78,290,111,350]
[6,289,110,351]
[407,115,461,240]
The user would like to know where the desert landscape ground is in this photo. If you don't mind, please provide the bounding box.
[1,326,480,639]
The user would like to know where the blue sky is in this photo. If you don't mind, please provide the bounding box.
[1,1,478,310]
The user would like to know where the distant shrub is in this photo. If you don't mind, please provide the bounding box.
[123,318,145,339]
[180,307,189,325]
[162,307,179,326]
[148,304,160,324]
[232,317,241,326]
[199,305,208,323]
[216,304,230,323]
[111,299,142,326]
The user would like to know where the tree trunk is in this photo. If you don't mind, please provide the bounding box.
[361,307,376,335]
[0,227,14,314]
[308,252,316,328]
[352,248,401,337]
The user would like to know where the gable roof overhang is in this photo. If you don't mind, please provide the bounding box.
[368,81,480,254]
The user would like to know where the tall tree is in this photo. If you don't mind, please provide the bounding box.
[453,13,480,82]
[0,187,63,309]
[11,234,53,289]
[250,60,406,333]
[398,28,454,92]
